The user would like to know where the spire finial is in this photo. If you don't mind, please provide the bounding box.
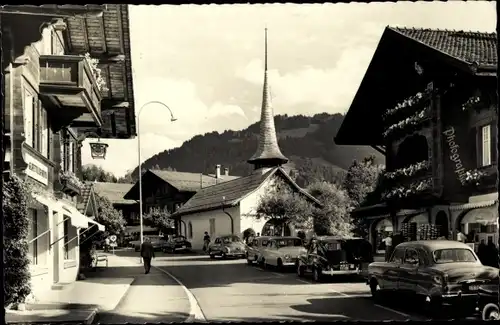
[264,27,268,71]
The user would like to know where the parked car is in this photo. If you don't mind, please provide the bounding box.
[208,235,247,259]
[477,283,499,320]
[260,236,306,270]
[296,236,373,282]
[367,240,498,315]
[246,236,272,265]
[162,235,192,253]
[131,235,168,252]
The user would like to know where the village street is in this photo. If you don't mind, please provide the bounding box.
[105,250,425,322]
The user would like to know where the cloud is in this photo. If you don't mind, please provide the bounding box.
[236,44,375,115]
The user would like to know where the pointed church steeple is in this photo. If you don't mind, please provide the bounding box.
[248,28,289,170]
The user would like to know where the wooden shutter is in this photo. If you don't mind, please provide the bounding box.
[470,128,478,168]
[491,122,497,164]
[481,125,491,166]
[32,97,39,150]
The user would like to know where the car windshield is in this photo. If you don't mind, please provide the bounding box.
[222,236,241,244]
[276,239,302,247]
[433,248,477,264]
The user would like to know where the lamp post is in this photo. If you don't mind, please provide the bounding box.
[137,101,177,262]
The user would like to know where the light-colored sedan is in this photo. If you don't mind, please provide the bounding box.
[208,235,247,259]
[246,236,272,265]
[260,236,306,270]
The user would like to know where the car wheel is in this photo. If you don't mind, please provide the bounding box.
[296,262,305,278]
[483,303,500,320]
[209,249,215,259]
[312,267,322,282]
[221,252,227,259]
[370,278,382,302]
[423,295,442,318]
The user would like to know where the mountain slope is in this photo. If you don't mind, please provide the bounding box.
[135,113,383,187]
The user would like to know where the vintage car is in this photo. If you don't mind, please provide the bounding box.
[162,235,192,253]
[260,236,306,269]
[131,235,168,252]
[208,235,247,259]
[367,240,498,315]
[477,283,499,320]
[246,236,272,265]
[296,236,373,281]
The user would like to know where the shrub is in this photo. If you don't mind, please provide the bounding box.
[3,175,32,307]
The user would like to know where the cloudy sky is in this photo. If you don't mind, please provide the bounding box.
[81,2,496,177]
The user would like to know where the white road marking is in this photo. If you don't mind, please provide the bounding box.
[374,304,411,318]
[152,265,207,322]
[255,267,284,277]
[297,279,312,284]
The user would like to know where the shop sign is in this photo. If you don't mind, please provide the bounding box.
[25,152,49,185]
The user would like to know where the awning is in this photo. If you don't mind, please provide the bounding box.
[89,218,105,232]
[461,207,498,225]
[32,193,60,210]
[406,213,429,224]
[449,200,497,211]
[60,204,90,229]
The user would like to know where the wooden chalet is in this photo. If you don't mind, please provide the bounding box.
[335,27,498,252]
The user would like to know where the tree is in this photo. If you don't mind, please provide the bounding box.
[3,175,32,308]
[82,164,118,183]
[143,207,175,234]
[117,169,134,184]
[255,180,315,235]
[307,181,353,237]
[94,194,127,239]
[343,155,385,237]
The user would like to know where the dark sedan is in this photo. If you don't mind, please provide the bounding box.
[162,235,192,253]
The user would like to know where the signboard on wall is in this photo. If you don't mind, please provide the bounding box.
[25,152,49,185]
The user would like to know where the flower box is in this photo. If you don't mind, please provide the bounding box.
[59,170,84,196]
[383,160,430,184]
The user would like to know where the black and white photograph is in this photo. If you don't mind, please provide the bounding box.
[2,2,499,324]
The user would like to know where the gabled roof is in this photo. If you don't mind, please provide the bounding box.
[77,183,94,214]
[151,170,240,192]
[173,167,321,217]
[93,182,137,205]
[390,27,497,70]
[123,169,240,200]
[335,26,497,146]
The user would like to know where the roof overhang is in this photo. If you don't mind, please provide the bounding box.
[123,170,169,200]
[334,27,496,147]
[0,5,106,18]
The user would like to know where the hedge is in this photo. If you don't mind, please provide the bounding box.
[3,175,32,307]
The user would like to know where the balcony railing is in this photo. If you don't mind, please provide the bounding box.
[39,55,102,126]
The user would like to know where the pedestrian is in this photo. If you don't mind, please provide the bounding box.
[382,233,393,262]
[104,237,110,252]
[456,230,466,243]
[140,237,155,274]
[203,231,211,252]
[485,238,498,267]
[478,239,487,264]
[256,232,260,237]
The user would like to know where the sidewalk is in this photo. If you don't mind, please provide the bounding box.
[6,253,186,324]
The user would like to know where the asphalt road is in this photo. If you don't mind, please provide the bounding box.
[113,249,427,322]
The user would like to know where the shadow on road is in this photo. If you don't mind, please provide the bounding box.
[95,311,189,323]
[215,314,351,322]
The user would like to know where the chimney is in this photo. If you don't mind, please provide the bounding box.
[216,164,221,179]
[224,168,229,177]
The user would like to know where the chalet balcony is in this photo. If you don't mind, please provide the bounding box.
[39,55,103,130]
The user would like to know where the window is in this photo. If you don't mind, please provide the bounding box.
[433,248,477,264]
[24,88,50,158]
[480,124,491,167]
[27,209,38,265]
[63,218,69,259]
[390,247,405,264]
[68,141,74,172]
[214,238,220,244]
[23,90,34,146]
[60,132,65,170]
[209,218,215,237]
[188,222,193,239]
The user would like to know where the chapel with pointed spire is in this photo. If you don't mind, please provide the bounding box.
[247,28,289,171]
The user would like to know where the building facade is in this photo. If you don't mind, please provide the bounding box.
[335,27,498,253]
[2,5,136,301]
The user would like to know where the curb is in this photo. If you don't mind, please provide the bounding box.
[84,308,98,325]
[6,308,98,325]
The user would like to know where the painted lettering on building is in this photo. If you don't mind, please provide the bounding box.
[25,152,49,185]
[442,127,466,185]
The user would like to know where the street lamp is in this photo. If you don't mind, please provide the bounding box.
[137,101,176,262]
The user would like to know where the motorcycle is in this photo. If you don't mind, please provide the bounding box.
[477,285,500,320]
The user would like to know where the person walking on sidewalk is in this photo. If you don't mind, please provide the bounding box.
[104,237,110,252]
[140,237,155,274]
[203,231,211,253]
